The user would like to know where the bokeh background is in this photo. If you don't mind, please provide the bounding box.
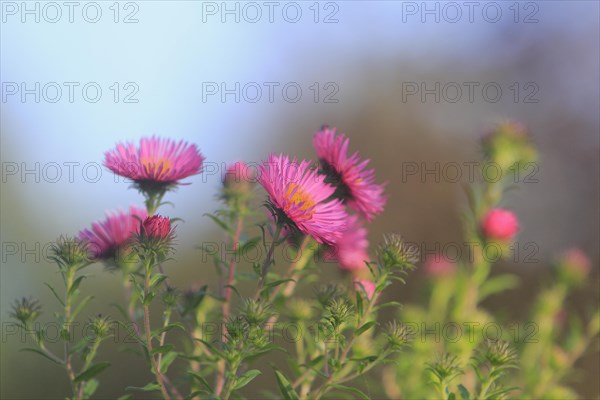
[1,1,598,398]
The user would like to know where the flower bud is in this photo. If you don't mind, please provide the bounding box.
[89,315,111,339]
[353,279,376,300]
[384,321,410,350]
[50,236,90,270]
[377,234,419,270]
[135,215,175,259]
[423,254,456,278]
[141,215,173,239]
[556,248,592,287]
[481,208,519,242]
[10,297,41,326]
[482,121,538,174]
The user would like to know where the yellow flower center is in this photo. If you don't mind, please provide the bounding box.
[141,156,173,179]
[284,183,316,219]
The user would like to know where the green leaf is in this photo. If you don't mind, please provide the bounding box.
[355,291,364,317]
[71,295,94,320]
[117,396,133,400]
[233,369,262,391]
[189,372,213,393]
[355,321,376,336]
[274,370,300,400]
[159,351,178,374]
[448,393,456,400]
[44,282,65,307]
[265,278,295,289]
[150,273,168,290]
[151,344,173,354]
[457,384,470,400]
[68,275,86,297]
[20,348,63,365]
[479,274,519,301]
[126,382,161,392]
[154,322,186,336]
[330,384,370,400]
[83,379,99,399]
[74,362,111,383]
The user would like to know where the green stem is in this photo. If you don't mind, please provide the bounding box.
[255,224,283,296]
[143,264,172,400]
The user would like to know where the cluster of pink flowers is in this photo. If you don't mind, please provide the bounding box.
[82,131,387,296]
[80,137,204,262]
[258,127,387,277]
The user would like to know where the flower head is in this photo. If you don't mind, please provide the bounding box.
[258,154,347,245]
[104,136,204,195]
[79,206,147,264]
[313,127,386,221]
[327,215,370,271]
[481,208,519,242]
[354,279,376,300]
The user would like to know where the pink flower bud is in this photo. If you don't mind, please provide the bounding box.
[424,254,456,278]
[354,279,376,300]
[141,215,172,240]
[561,248,592,277]
[481,208,519,241]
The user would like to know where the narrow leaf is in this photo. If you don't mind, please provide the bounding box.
[355,321,376,336]
[44,282,65,307]
[20,348,63,365]
[74,362,111,383]
[233,369,261,390]
[274,370,300,400]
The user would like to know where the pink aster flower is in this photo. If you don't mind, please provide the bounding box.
[258,154,347,245]
[104,136,204,193]
[313,127,386,221]
[481,208,519,241]
[79,206,147,261]
[354,279,376,300]
[328,215,370,271]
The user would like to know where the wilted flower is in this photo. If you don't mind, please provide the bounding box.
[354,279,376,300]
[79,206,147,265]
[481,208,519,242]
[313,127,386,221]
[10,297,41,326]
[104,136,204,195]
[377,234,419,270]
[327,215,370,271]
[258,154,348,245]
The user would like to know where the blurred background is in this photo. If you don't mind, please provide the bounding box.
[1,1,598,398]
